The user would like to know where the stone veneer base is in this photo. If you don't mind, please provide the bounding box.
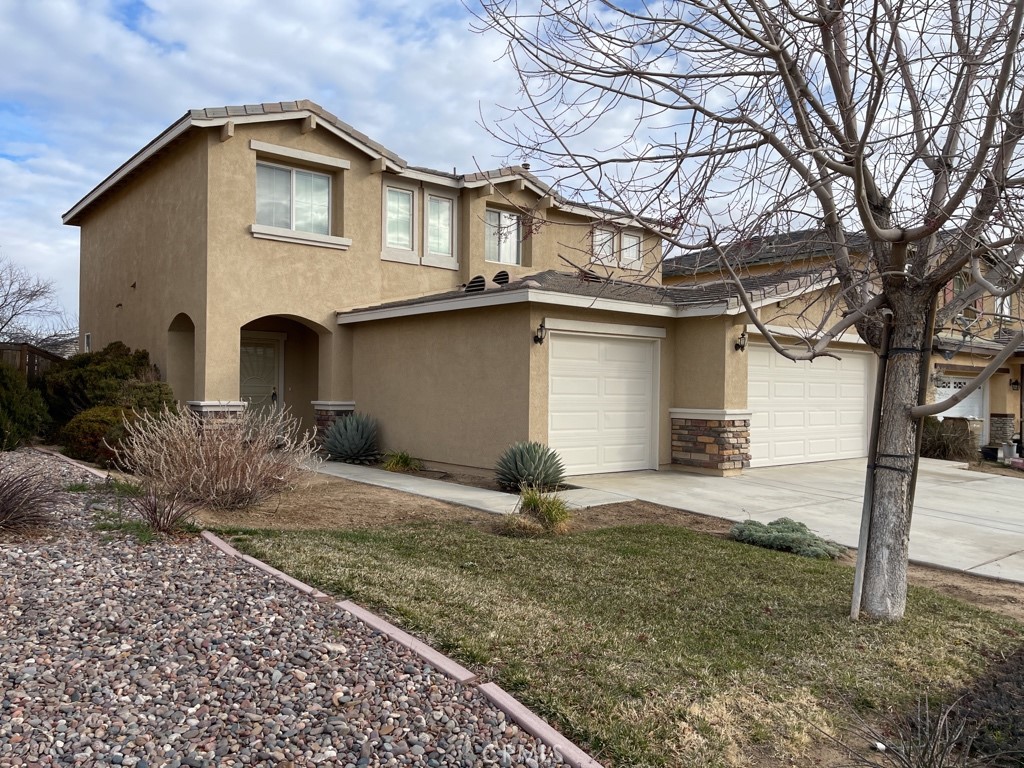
[670,409,751,473]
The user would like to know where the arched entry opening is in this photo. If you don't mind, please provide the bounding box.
[240,315,329,431]
[167,313,196,403]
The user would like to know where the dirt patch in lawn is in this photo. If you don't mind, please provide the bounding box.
[196,471,1024,623]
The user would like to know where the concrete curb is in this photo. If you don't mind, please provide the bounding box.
[201,530,605,767]
[478,683,603,768]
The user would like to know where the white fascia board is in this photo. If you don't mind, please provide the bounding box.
[337,289,680,325]
[396,167,464,188]
[194,111,407,171]
[674,277,839,318]
[755,323,868,346]
[63,114,193,223]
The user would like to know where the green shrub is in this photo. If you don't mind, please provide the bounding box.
[323,413,379,464]
[494,441,566,492]
[518,485,572,534]
[381,449,423,472]
[920,416,978,462]
[730,517,845,559]
[0,361,49,450]
[0,465,61,532]
[42,342,172,429]
[60,405,131,465]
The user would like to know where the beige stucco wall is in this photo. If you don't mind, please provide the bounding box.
[77,131,209,397]
[671,315,748,411]
[351,304,532,470]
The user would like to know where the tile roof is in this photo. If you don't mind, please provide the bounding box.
[338,267,834,318]
[663,229,870,276]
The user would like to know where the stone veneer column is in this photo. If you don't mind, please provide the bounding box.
[669,408,751,475]
[312,401,356,442]
[186,400,247,422]
[989,413,1016,446]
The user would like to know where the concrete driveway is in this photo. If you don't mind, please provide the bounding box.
[570,458,1024,584]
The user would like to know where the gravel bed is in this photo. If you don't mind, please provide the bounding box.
[1,449,564,767]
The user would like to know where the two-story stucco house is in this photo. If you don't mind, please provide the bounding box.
[67,100,887,476]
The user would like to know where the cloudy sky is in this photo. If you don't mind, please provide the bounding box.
[0,0,530,321]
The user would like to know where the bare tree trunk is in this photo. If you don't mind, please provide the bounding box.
[861,293,931,620]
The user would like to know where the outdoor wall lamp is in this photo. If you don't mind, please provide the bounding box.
[1011,378,1021,392]
[533,322,547,345]
[734,331,748,352]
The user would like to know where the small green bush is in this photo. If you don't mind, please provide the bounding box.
[42,342,171,430]
[519,485,572,534]
[60,405,131,465]
[730,517,845,559]
[0,362,49,451]
[495,441,565,492]
[921,416,978,462]
[323,413,379,464]
[381,449,423,472]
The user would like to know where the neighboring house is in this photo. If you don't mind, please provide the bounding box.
[664,230,1024,458]
[73,101,1006,477]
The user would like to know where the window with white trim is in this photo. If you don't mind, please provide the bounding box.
[593,228,615,266]
[385,187,414,251]
[427,195,454,258]
[589,227,645,270]
[256,162,330,235]
[485,209,522,265]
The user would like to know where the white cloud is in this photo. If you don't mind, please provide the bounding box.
[0,0,524,322]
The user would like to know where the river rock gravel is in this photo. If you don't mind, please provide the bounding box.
[1,449,564,767]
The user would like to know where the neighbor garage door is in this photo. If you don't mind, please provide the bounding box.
[748,342,873,467]
[548,333,657,475]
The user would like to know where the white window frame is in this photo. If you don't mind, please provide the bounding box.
[255,160,332,236]
[423,192,458,270]
[381,182,419,264]
[589,227,645,271]
[485,209,522,265]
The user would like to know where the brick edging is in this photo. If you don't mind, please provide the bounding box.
[200,530,605,768]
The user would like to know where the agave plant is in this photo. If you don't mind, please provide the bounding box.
[323,412,379,464]
[494,441,565,492]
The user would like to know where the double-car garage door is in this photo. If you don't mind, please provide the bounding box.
[748,342,873,467]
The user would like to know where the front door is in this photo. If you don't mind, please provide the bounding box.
[240,333,283,414]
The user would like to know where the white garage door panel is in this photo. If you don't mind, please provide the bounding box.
[749,342,873,467]
[549,334,657,475]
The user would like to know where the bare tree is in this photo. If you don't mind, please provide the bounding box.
[475,0,1024,620]
[0,254,77,355]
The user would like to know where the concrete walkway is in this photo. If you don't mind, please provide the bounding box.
[317,459,1024,584]
[317,462,629,514]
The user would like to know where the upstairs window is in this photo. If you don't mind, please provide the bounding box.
[427,195,454,257]
[590,227,644,271]
[256,162,330,235]
[485,209,522,265]
[385,187,414,250]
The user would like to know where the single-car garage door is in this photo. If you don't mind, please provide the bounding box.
[548,333,657,475]
[748,342,874,467]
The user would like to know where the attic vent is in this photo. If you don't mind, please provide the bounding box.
[493,270,510,286]
[579,268,603,283]
[465,275,487,293]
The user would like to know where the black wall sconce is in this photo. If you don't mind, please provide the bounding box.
[1011,378,1021,392]
[533,322,547,345]
[734,331,748,352]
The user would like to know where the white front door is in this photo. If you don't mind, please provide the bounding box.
[240,333,284,413]
[548,333,658,475]
[748,342,874,467]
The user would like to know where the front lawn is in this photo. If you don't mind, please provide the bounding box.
[224,522,1022,767]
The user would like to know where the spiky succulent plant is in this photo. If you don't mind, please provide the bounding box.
[323,412,379,464]
[494,441,566,492]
